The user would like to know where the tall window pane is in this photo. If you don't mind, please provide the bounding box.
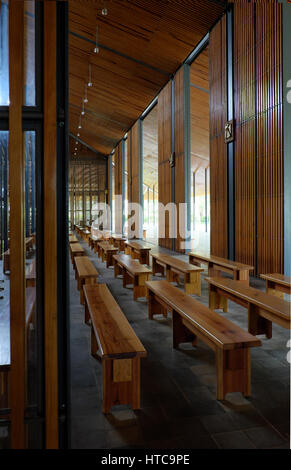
[0,0,9,106]
[24,1,36,106]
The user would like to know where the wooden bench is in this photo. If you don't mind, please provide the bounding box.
[69,234,78,244]
[110,234,127,252]
[113,254,152,300]
[88,234,100,251]
[151,253,204,295]
[25,258,36,287]
[188,252,254,284]
[83,284,147,413]
[70,242,85,273]
[125,240,151,265]
[260,273,291,298]
[145,280,261,400]
[96,240,110,258]
[81,229,91,243]
[206,276,290,339]
[0,287,36,412]
[75,256,99,304]
[2,237,35,274]
[99,243,118,268]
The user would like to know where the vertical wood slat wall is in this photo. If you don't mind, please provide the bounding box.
[9,0,25,449]
[234,4,256,270]
[256,3,283,274]
[44,1,58,448]
[232,2,283,274]
[157,81,172,249]
[209,15,228,259]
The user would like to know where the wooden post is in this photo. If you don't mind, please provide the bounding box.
[9,0,25,449]
[44,1,59,449]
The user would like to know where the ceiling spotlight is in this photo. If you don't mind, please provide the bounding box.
[102,0,107,15]
[81,102,85,116]
[74,152,76,156]
[94,26,99,54]
[77,132,80,137]
[84,84,88,103]
[88,63,93,87]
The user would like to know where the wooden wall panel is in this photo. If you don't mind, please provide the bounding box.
[44,1,58,449]
[158,81,172,249]
[256,3,283,274]
[209,15,228,258]
[234,4,256,270]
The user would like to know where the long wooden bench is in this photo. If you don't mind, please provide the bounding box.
[110,234,127,252]
[69,234,78,244]
[83,284,147,413]
[0,287,36,412]
[206,276,290,339]
[2,237,35,274]
[125,240,151,265]
[75,256,99,304]
[260,273,291,298]
[99,243,118,268]
[151,253,204,295]
[188,252,254,284]
[89,234,101,251]
[113,254,152,300]
[145,280,261,400]
[81,229,91,243]
[96,240,110,258]
[25,258,36,287]
[70,242,85,273]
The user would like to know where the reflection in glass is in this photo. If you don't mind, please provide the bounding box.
[0,0,9,106]
[24,1,36,106]
[0,131,9,448]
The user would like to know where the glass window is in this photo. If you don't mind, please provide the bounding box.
[190,46,210,252]
[142,106,158,243]
[0,0,9,106]
[24,1,36,106]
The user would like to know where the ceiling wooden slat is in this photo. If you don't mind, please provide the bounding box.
[69,0,226,157]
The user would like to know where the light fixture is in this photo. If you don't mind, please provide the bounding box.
[94,26,99,54]
[77,132,80,137]
[74,152,76,156]
[88,63,93,87]
[78,115,82,129]
[81,101,85,116]
[84,84,88,103]
[102,0,107,15]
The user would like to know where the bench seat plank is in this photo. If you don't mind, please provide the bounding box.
[145,280,261,400]
[151,253,203,295]
[75,256,98,304]
[260,273,291,296]
[113,254,152,300]
[189,252,254,283]
[125,240,151,265]
[205,276,290,337]
[83,284,146,413]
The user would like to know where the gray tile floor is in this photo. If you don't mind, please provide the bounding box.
[69,237,290,449]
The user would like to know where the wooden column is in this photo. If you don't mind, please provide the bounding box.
[115,142,123,233]
[9,0,25,449]
[44,1,58,449]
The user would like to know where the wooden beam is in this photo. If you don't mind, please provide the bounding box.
[44,1,58,449]
[9,0,25,449]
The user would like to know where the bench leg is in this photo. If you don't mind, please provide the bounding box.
[148,290,168,319]
[233,269,249,285]
[209,285,228,312]
[152,258,164,276]
[91,325,99,358]
[248,304,272,339]
[133,274,148,300]
[216,348,251,400]
[266,280,284,298]
[123,269,132,288]
[125,246,131,256]
[184,272,201,296]
[102,357,141,414]
[172,310,197,349]
[114,261,122,278]
[85,300,90,325]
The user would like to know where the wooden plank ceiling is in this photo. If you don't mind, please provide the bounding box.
[69,0,226,157]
